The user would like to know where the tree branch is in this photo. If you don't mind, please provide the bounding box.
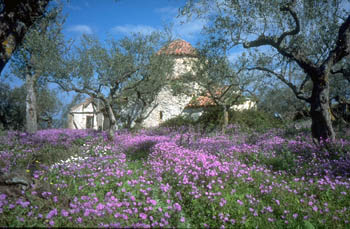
[248,66,311,103]
[218,84,235,100]
[330,69,345,75]
[278,2,300,45]
[50,79,103,102]
[323,14,350,70]
[298,75,310,92]
[121,70,149,92]
[243,2,318,77]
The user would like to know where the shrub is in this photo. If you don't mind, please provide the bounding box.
[230,109,284,132]
[159,107,285,134]
[160,116,196,129]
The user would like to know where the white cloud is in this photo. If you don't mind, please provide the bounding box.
[154,6,207,42]
[172,18,207,41]
[67,25,93,34]
[154,7,178,15]
[111,24,157,35]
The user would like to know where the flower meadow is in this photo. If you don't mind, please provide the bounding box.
[0,126,350,228]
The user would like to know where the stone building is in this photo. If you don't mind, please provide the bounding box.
[141,39,200,128]
[140,39,256,128]
[68,39,256,130]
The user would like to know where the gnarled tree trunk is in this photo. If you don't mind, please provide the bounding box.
[222,105,229,134]
[0,0,50,73]
[25,73,37,133]
[106,102,116,141]
[310,75,335,143]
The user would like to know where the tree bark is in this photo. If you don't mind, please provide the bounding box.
[310,75,335,143]
[106,102,116,141]
[0,0,50,73]
[25,73,38,133]
[222,105,229,134]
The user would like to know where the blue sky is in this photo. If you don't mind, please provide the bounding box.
[3,0,208,86]
[1,0,212,122]
[1,0,244,123]
[2,2,203,90]
[63,0,204,44]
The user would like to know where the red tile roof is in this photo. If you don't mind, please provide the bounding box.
[157,39,198,57]
[186,87,236,108]
[186,94,217,108]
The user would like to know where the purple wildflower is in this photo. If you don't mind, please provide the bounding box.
[140,213,147,220]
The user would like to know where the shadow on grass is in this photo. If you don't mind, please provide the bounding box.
[125,141,157,161]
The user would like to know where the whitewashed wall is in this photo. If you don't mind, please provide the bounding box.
[140,55,258,128]
[141,56,198,128]
[171,56,198,79]
[68,102,104,130]
[231,100,256,111]
[141,86,193,128]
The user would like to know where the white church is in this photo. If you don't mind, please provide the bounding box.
[68,39,256,130]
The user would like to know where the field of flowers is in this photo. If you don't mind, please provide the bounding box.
[0,126,350,228]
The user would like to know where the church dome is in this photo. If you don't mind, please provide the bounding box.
[157,39,198,57]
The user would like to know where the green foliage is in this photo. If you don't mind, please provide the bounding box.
[262,150,297,174]
[7,5,67,133]
[181,0,349,68]
[160,116,196,129]
[0,83,26,130]
[282,122,311,139]
[53,32,173,134]
[181,0,350,141]
[72,136,93,146]
[10,6,67,80]
[160,108,284,133]
[258,86,309,121]
[0,82,62,130]
[196,106,222,126]
[230,109,284,132]
[14,143,82,171]
[36,87,62,129]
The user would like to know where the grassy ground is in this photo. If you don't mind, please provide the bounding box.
[0,126,349,228]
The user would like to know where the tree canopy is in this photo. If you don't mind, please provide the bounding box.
[0,82,61,130]
[9,5,66,133]
[181,0,350,142]
[53,32,173,139]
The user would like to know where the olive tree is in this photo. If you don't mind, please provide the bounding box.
[0,83,25,130]
[10,7,66,133]
[0,82,61,130]
[54,33,173,140]
[173,47,258,132]
[181,0,350,142]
